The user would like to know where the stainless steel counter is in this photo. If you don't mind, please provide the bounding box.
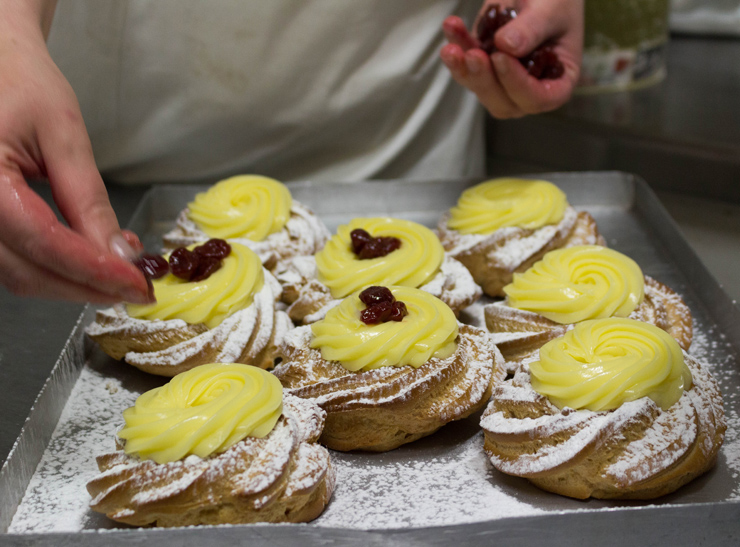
[488,36,740,202]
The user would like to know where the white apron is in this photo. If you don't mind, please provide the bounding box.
[47,0,484,184]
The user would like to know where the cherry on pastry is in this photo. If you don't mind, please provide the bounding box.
[359,285,394,306]
[193,238,231,260]
[190,256,222,282]
[169,247,200,280]
[359,286,409,325]
[350,229,402,259]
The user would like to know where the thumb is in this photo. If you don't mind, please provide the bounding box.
[494,4,566,58]
[38,105,138,262]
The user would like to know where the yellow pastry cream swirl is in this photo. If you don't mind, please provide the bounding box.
[315,217,444,299]
[503,245,644,324]
[187,175,293,240]
[127,243,264,329]
[530,318,692,412]
[118,363,283,464]
[310,286,458,371]
[447,178,568,235]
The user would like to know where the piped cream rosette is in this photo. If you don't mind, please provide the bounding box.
[276,217,481,324]
[86,243,293,376]
[437,178,605,297]
[480,318,725,500]
[119,363,285,463]
[87,363,335,526]
[274,286,502,452]
[163,175,330,271]
[484,245,693,366]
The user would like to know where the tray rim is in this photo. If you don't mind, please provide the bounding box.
[2,171,739,545]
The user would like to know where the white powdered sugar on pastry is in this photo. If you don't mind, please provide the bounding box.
[484,275,694,362]
[86,272,292,375]
[274,324,503,452]
[438,207,605,297]
[86,394,334,526]
[276,254,482,324]
[8,358,545,532]
[480,353,726,499]
[163,202,330,272]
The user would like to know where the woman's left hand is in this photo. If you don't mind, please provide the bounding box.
[440,0,583,119]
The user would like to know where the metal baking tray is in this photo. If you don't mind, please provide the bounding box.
[2,172,739,546]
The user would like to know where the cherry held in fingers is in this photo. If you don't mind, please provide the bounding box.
[476,4,564,80]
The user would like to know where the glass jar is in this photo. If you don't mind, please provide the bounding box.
[577,0,670,93]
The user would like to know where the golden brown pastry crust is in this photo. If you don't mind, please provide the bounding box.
[273,324,504,452]
[276,255,482,324]
[437,207,605,298]
[480,353,725,500]
[86,274,292,376]
[86,394,335,526]
[163,202,330,272]
[484,275,693,370]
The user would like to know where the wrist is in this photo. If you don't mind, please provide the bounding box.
[0,0,57,46]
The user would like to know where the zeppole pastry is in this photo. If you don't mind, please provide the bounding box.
[274,285,503,452]
[437,178,605,297]
[484,245,693,366]
[480,318,725,500]
[163,174,330,272]
[276,217,481,324]
[87,363,335,526]
[86,241,292,376]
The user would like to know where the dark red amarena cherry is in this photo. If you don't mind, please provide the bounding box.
[193,238,231,259]
[477,4,516,54]
[133,253,169,280]
[361,300,393,324]
[169,247,199,280]
[476,3,564,80]
[358,286,409,325]
[521,45,564,79]
[350,229,402,259]
[167,238,232,282]
[351,229,373,254]
[388,301,408,322]
[359,286,394,306]
[190,256,222,282]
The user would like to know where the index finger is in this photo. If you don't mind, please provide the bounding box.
[38,99,125,255]
[0,169,150,301]
[442,16,479,50]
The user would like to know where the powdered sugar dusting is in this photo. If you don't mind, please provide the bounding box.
[9,364,140,533]
[314,433,544,529]
[6,189,740,533]
[276,253,481,323]
[163,202,330,272]
[439,207,579,270]
[689,316,740,499]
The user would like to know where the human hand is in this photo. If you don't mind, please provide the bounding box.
[440,0,583,119]
[0,3,151,304]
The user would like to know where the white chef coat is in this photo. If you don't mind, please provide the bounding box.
[47,0,485,185]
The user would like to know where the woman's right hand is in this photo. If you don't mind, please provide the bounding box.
[0,1,151,304]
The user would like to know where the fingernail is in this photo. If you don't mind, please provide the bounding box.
[121,287,155,305]
[109,233,138,261]
[502,29,522,50]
